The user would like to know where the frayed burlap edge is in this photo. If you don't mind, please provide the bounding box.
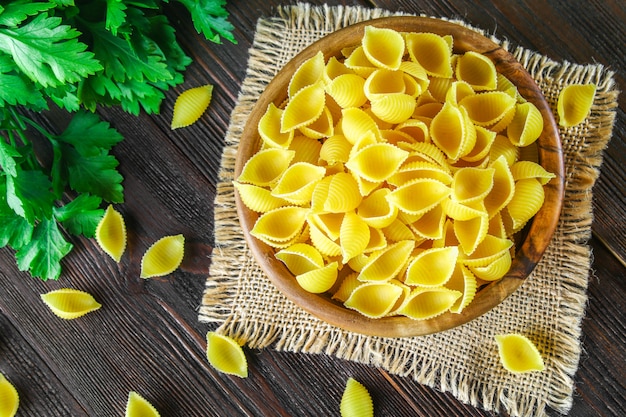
[199,3,619,416]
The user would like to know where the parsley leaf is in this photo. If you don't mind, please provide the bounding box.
[176,0,237,44]
[54,193,104,237]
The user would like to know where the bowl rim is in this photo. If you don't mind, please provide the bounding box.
[234,16,565,337]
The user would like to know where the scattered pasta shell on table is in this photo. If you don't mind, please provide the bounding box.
[95,204,126,262]
[495,334,545,373]
[125,392,160,417]
[340,377,374,417]
[170,84,213,129]
[557,83,596,127]
[140,234,185,278]
[0,373,19,417]
[40,288,102,320]
[206,332,248,378]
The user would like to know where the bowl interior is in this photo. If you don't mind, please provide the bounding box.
[235,16,564,337]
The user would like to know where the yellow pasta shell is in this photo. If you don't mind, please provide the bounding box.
[399,60,429,83]
[340,107,380,144]
[0,373,19,417]
[344,45,377,78]
[251,207,308,246]
[281,80,326,132]
[428,76,453,102]
[365,226,388,253]
[299,105,335,139]
[308,212,343,241]
[206,332,248,378]
[495,334,545,373]
[470,249,512,281]
[382,217,416,242]
[510,160,556,185]
[140,234,185,278]
[455,51,497,91]
[95,204,126,262]
[125,391,160,417]
[233,182,287,213]
[346,142,409,182]
[289,135,323,165]
[357,188,398,229]
[344,281,404,318]
[506,178,545,232]
[340,211,371,263]
[363,68,406,101]
[462,125,496,162]
[370,93,416,124]
[489,134,519,166]
[237,148,295,186]
[388,160,453,188]
[325,74,368,109]
[445,80,476,105]
[271,162,326,205]
[458,234,513,267]
[288,51,325,97]
[507,102,543,147]
[459,91,516,126]
[406,32,453,78]
[386,178,450,216]
[430,101,475,161]
[405,246,459,286]
[40,288,102,320]
[446,264,478,314]
[307,220,342,257]
[362,25,405,70]
[275,243,325,276]
[258,103,293,148]
[452,167,496,204]
[483,156,515,218]
[323,172,363,213]
[332,271,361,303]
[410,203,446,240]
[557,83,596,127]
[395,118,430,143]
[454,211,490,255]
[324,56,354,83]
[359,240,414,282]
[319,134,352,165]
[397,287,462,320]
[340,378,374,417]
[296,261,339,293]
[170,84,213,129]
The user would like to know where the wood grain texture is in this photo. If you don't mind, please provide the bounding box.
[0,1,623,416]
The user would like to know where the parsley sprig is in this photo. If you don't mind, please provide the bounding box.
[0,0,235,280]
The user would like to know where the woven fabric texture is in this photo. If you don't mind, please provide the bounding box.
[199,4,619,416]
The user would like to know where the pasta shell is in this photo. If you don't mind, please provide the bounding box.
[251,207,308,246]
[470,249,512,281]
[363,69,406,101]
[452,167,496,204]
[362,25,405,70]
[370,93,416,124]
[346,143,409,182]
[458,234,513,267]
[357,188,398,228]
[288,135,322,165]
[359,240,414,282]
[233,182,287,213]
[557,83,596,127]
[495,334,545,373]
[95,204,126,262]
[506,178,545,232]
[308,212,344,241]
[281,80,326,132]
[403,73,423,98]
[365,226,388,253]
[397,287,462,320]
[446,264,478,314]
[325,74,368,108]
[510,161,556,185]
[340,378,374,417]
[125,392,160,417]
[406,32,453,78]
[410,203,446,239]
[347,252,370,272]
[299,105,335,139]
[445,80,476,105]
[454,211,490,255]
[489,134,519,166]
[288,51,325,97]
[340,107,380,144]
[399,60,429,83]
[275,243,324,276]
[483,156,515,218]
[462,125,496,162]
[170,84,213,129]
[386,179,450,216]
[344,45,377,78]
[307,220,342,257]
[323,172,363,213]
[344,281,404,318]
[40,288,102,320]
[271,162,326,205]
[459,91,516,126]
[430,101,475,161]
[400,142,449,169]
[258,103,294,148]
[140,234,185,278]
[382,218,415,242]
[395,118,429,143]
[324,56,354,83]
[237,148,295,186]
[0,373,19,417]
[340,211,371,263]
[455,51,497,91]
[427,76,453,103]
[320,134,352,165]
[507,102,543,147]
[332,271,361,303]
[206,332,248,378]
[388,161,453,188]
[405,246,459,286]
[296,261,339,293]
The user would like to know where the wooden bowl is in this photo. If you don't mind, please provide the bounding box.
[234,16,564,337]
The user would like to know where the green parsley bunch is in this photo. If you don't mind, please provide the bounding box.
[0,0,235,280]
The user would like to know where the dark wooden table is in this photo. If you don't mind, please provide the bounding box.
[1,1,624,416]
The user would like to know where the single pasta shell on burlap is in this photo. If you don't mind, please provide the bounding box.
[362,25,405,70]
[237,148,295,186]
[462,125,496,162]
[288,51,325,97]
[323,172,363,213]
[125,391,160,417]
[344,281,404,318]
[363,68,406,101]
[170,84,213,129]
[357,188,398,229]
[455,51,497,91]
[406,32,453,78]
[446,264,478,314]
[325,74,367,108]
[324,56,354,83]
[397,287,462,320]
[258,103,293,148]
[296,261,339,293]
[346,142,409,183]
[250,207,308,246]
[281,80,326,132]
[340,377,374,417]
[40,288,101,320]
[506,177,545,232]
[495,334,545,373]
[206,332,248,378]
[507,102,543,147]
[289,135,322,165]
[271,162,326,205]
[483,156,516,218]
[359,240,414,282]
[233,182,287,213]
[275,243,324,276]
[340,211,370,263]
[454,211,490,256]
[140,234,185,278]
[0,373,19,417]
[510,160,556,185]
[557,83,596,127]
[344,45,377,78]
[332,271,360,303]
[95,204,126,262]
[459,91,516,127]
[470,249,512,281]
[458,234,513,267]
[452,167,496,204]
[370,93,416,124]
[386,178,450,216]
[298,105,334,139]
[405,246,459,287]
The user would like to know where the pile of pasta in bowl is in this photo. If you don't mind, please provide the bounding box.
[234,18,562,337]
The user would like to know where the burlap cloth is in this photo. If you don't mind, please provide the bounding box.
[198,4,619,416]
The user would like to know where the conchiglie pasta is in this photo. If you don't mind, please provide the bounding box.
[340,211,370,263]
[405,246,459,286]
[288,51,325,97]
[406,32,453,78]
[237,148,295,186]
[95,204,126,262]
[325,74,368,108]
[359,240,414,282]
[206,332,248,378]
[507,102,543,147]
[557,83,596,127]
[275,243,325,275]
[171,84,213,129]
[40,288,102,320]
[258,103,293,148]
[271,162,326,205]
[340,378,374,417]
[281,80,326,132]
[346,142,409,182]
[140,234,185,278]
[344,281,404,318]
[296,261,339,293]
[506,177,545,232]
[251,207,308,246]
[495,334,545,373]
[397,287,462,320]
[125,392,160,417]
[234,182,288,213]
[362,25,405,70]
[0,373,19,417]
[455,51,497,91]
